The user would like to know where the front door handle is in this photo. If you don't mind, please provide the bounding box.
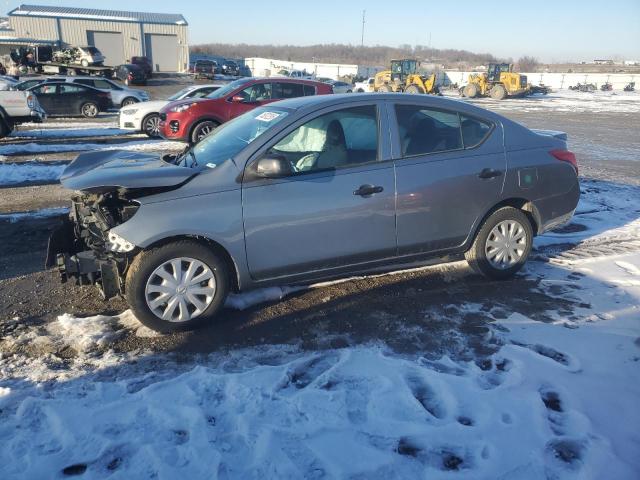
[353,184,384,196]
[478,168,503,179]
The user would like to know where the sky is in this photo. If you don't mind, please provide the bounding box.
[3,0,640,62]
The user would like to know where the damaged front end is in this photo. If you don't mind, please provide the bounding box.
[46,191,140,299]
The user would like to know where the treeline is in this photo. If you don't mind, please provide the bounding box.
[190,43,503,67]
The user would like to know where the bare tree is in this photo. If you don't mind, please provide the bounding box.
[517,56,540,72]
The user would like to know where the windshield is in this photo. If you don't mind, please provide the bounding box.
[187,106,290,168]
[206,78,250,99]
[168,87,194,101]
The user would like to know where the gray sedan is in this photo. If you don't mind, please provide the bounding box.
[49,93,579,332]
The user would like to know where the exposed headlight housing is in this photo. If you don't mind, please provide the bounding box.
[121,108,137,115]
[170,103,195,113]
[107,231,135,253]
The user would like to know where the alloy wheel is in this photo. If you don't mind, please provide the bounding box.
[144,115,160,136]
[82,103,98,117]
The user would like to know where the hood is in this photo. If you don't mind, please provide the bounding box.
[60,150,196,192]
[160,97,211,113]
[125,99,168,111]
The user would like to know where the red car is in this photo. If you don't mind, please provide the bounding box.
[158,77,333,143]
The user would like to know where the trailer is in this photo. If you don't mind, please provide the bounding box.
[11,44,114,78]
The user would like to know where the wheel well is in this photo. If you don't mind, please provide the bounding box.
[122,97,139,105]
[479,198,541,236]
[142,235,241,292]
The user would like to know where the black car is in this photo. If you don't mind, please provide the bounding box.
[13,77,63,91]
[113,64,146,86]
[221,60,239,76]
[131,56,153,79]
[190,59,217,78]
[27,82,112,117]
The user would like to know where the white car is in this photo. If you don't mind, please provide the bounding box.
[354,78,375,93]
[119,84,221,137]
[328,81,353,94]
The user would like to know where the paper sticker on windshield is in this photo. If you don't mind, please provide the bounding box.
[255,111,281,122]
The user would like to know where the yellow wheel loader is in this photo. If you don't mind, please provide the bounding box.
[462,63,529,100]
[374,59,440,95]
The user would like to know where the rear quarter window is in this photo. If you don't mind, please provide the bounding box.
[303,85,316,96]
[460,115,493,149]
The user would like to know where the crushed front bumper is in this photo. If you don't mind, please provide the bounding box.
[45,218,121,299]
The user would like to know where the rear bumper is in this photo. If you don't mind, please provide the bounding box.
[535,179,581,234]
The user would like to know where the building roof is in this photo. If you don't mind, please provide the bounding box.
[8,4,188,26]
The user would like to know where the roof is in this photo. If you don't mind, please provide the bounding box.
[8,4,188,25]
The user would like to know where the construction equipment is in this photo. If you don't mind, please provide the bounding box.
[624,82,635,92]
[461,63,528,100]
[373,59,440,95]
[569,83,596,93]
[600,82,613,91]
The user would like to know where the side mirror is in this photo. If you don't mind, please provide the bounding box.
[255,155,292,178]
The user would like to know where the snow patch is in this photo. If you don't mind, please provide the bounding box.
[0,207,69,223]
[0,161,66,186]
[0,139,185,156]
[10,127,136,139]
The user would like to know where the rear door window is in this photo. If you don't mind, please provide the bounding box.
[460,115,492,148]
[93,79,113,90]
[74,79,94,88]
[303,85,316,96]
[395,105,463,157]
[272,82,305,99]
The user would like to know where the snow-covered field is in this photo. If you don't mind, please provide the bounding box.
[0,88,639,479]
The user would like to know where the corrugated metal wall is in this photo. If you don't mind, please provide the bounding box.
[7,16,188,71]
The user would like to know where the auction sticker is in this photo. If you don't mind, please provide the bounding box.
[255,111,281,122]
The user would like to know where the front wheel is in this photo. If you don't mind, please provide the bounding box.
[465,207,533,280]
[405,84,425,94]
[81,102,98,118]
[81,59,89,67]
[142,113,161,137]
[191,120,219,144]
[121,97,138,107]
[125,240,229,333]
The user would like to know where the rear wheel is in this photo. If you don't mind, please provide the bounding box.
[125,240,229,333]
[377,84,392,93]
[490,84,507,100]
[463,83,478,98]
[405,84,425,94]
[66,68,77,77]
[465,207,533,280]
[142,113,161,137]
[121,97,138,107]
[0,118,11,139]
[81,102,98,118]
[81,59,89,67]
[191,120,219,144]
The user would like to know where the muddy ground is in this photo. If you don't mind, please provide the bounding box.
[1,76,639,358]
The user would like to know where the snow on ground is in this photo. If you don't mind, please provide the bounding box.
[445,89,640,114]
[0,161,66,186]
[17,121,119,130]
[10,127,138,139]
[0,139,185,155]
[0,181,639,478]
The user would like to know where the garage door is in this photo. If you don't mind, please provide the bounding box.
[145,34,178,72]
[87,31,124,66]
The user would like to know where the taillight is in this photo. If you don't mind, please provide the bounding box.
[128,73,133,80]
[550,149,578,173]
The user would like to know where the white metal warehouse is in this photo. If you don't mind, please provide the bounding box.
[3,4,188,72]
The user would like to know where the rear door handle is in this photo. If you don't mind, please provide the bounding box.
[354,184,384,196]
[478,168,503,179]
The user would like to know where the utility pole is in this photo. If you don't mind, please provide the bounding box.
[361,10,366,47]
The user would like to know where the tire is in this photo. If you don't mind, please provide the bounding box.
[0,118,10,139]
[81,102,98,118]
[465,207,533,280]
[490,84,507,100]
[463,83,478,98]
[356,88,364,93]
[121,97,138,107]
[191,120,219,144]
[405,84,425,94]
[67,69,76,77]
[377,84,392,93]
[346,89,352,93]
[81,59,89,67]
[142,113,161,138]
[125,240,229,333]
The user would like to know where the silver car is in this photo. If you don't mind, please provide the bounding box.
[48,94,579,332]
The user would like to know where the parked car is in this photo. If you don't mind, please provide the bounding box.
[57,76,149,107]
[27,81,112,117]
[221,60,239,76]
[354,77,375,93]
[0,89,45,137]
[13,77,57,91]
[119,84,222,137]
[131,56,153,78]
[48,93,579,333]
[328,80,353,94]
[189,60,217,79]
[113,64,147,86]
[53,46,104,67]
[158,77,332,143]
[0,75,19,90]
